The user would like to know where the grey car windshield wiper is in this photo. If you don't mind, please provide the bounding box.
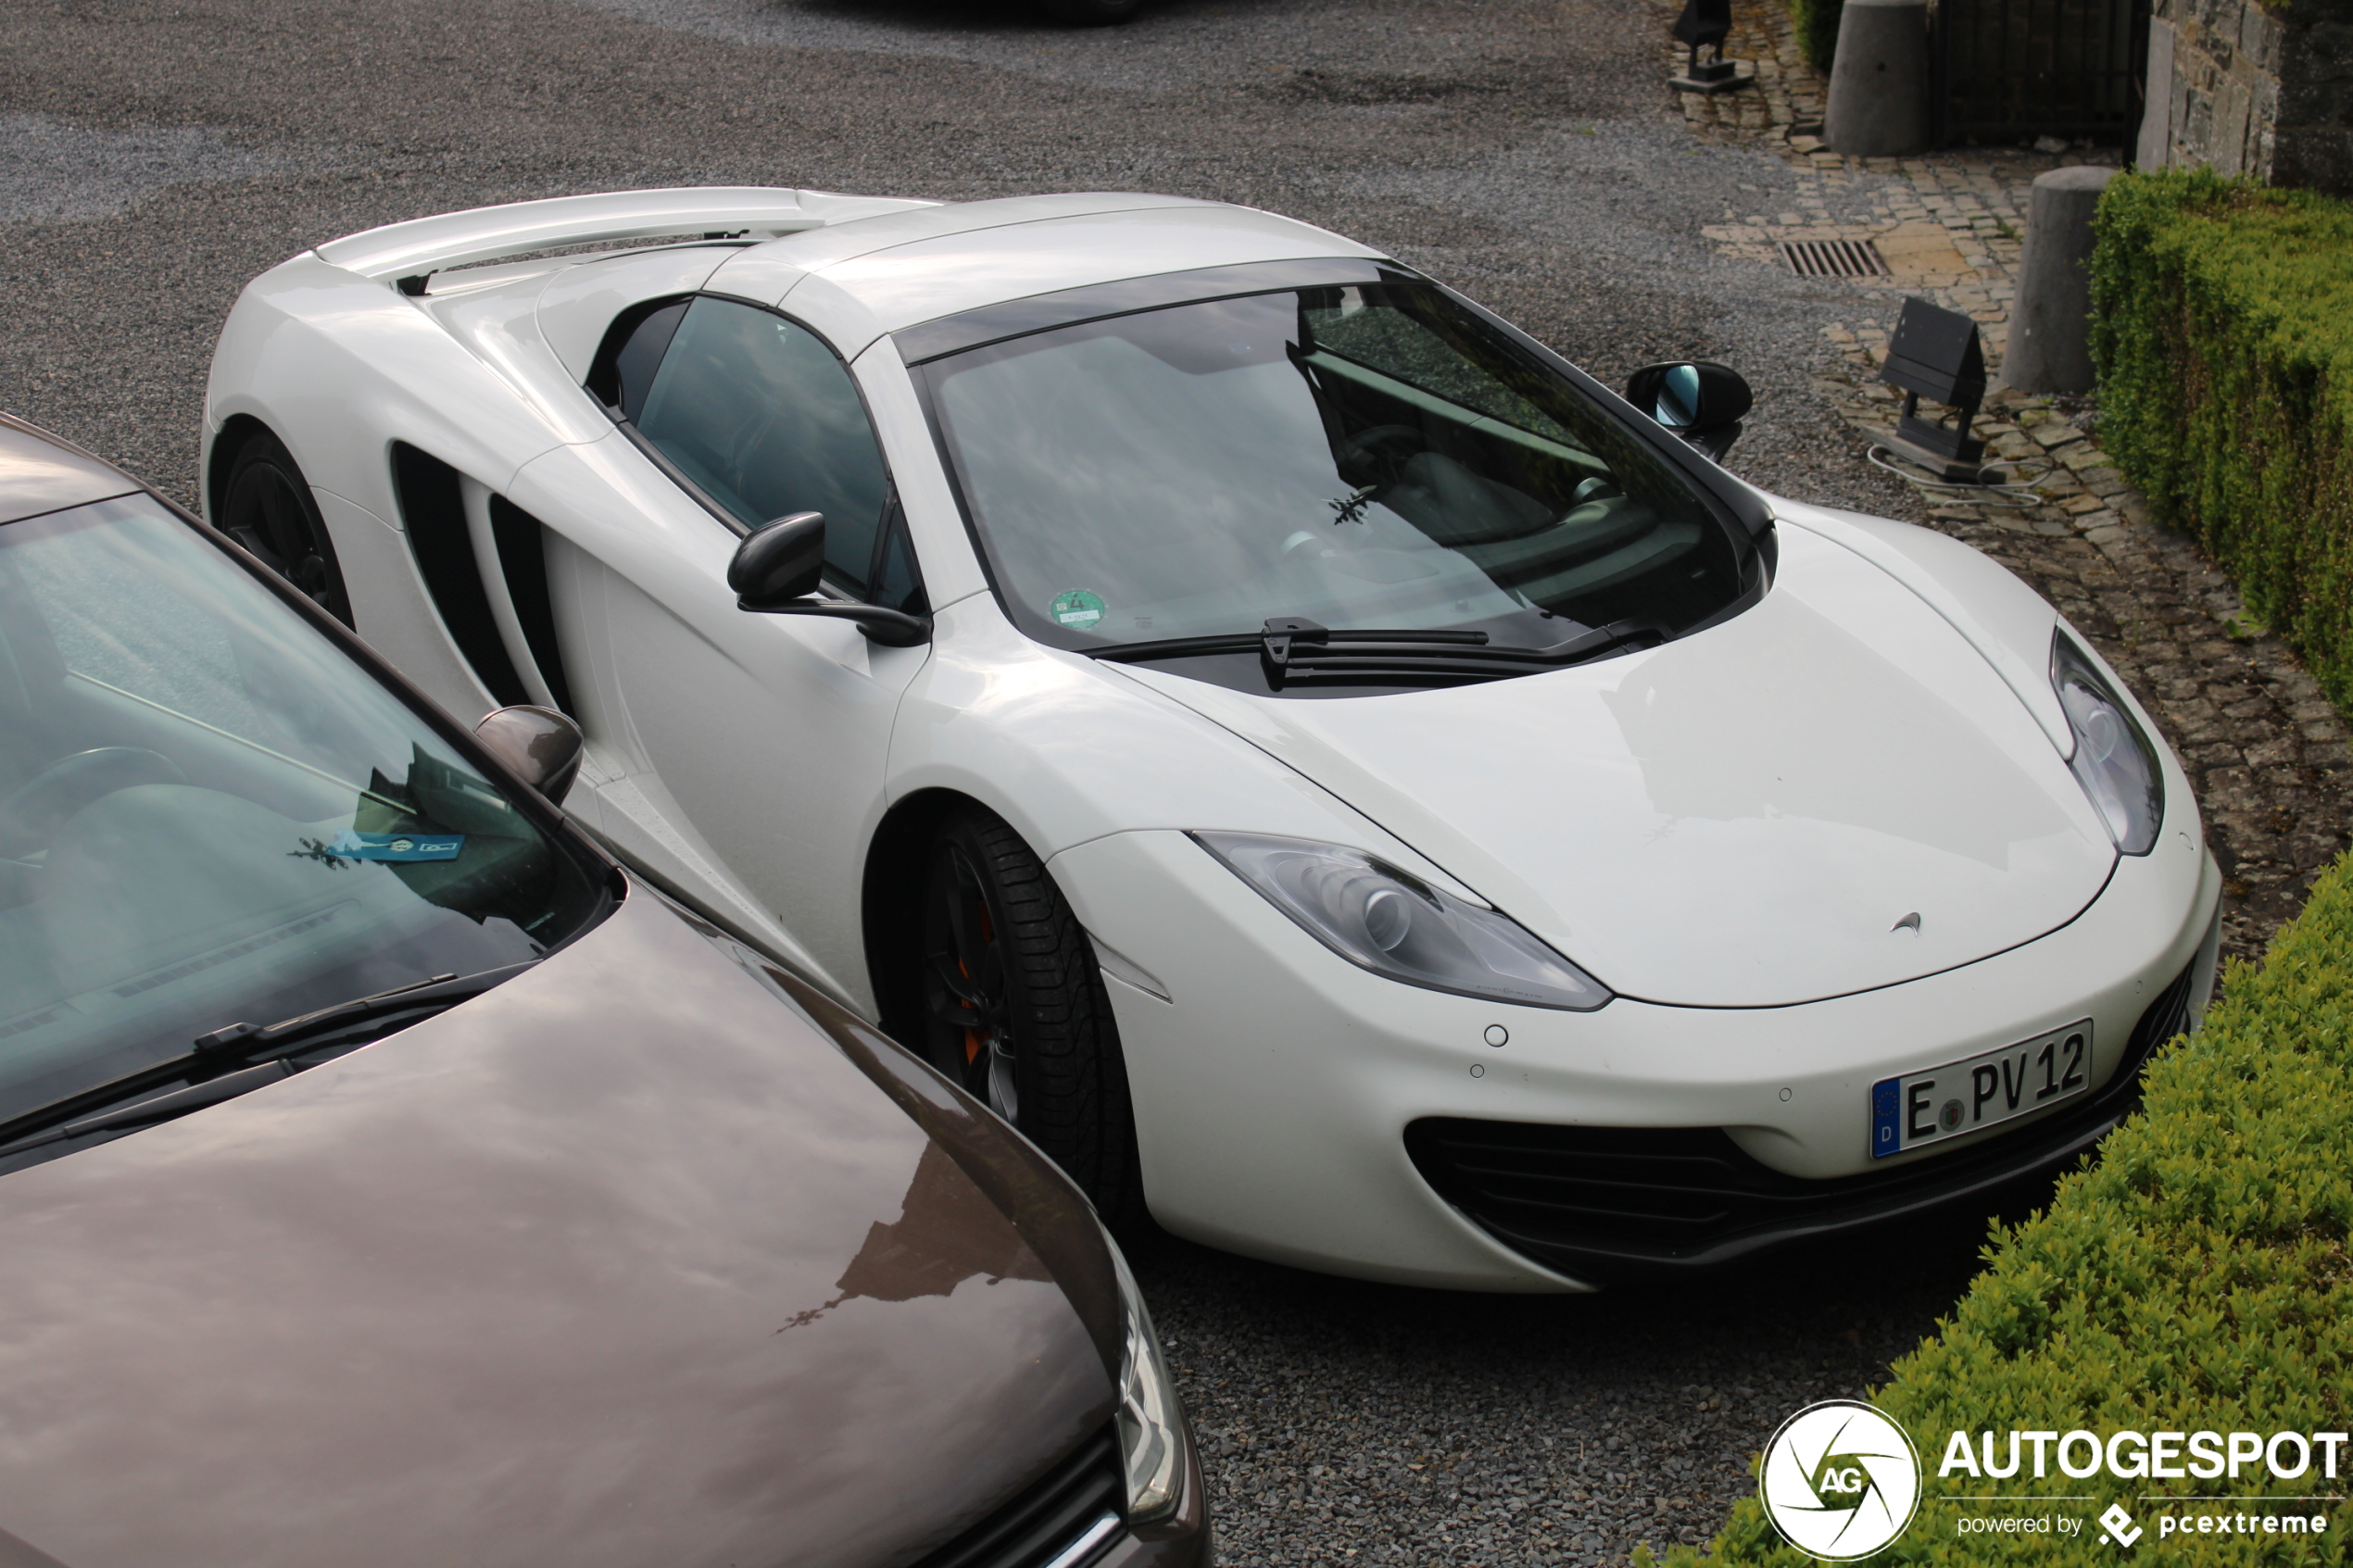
[1088,616,1671,686]
[1087,618,1491,666]
[0,964,531,1163]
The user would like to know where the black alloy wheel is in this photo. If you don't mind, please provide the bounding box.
[912,807,1146,1228]
[220,430,354,627]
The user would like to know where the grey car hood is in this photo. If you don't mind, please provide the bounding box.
[0,887,1113,1568]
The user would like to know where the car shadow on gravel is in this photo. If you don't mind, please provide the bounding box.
[1130,1198,1999,1373]
[731,0,1296,37]
[1127,1184,2056,1563]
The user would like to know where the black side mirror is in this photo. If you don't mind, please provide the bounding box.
[728,511,827,608]
[1624,361,1754,461]
[729,510,932,648]
[473,705,585,804]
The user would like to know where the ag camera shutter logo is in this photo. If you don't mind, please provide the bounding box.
[1760,1399,1922,1560]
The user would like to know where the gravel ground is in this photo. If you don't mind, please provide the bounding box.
[4,1,2055,1560]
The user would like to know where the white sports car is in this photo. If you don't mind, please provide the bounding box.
[203,187,2221,1290]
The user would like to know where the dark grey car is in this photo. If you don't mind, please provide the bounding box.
[0,414,1209,1568]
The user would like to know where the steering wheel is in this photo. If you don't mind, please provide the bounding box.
[0,748,188,859]
[1335,424,1431,489]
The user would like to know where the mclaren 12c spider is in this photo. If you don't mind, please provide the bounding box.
[204,188,2221,1289]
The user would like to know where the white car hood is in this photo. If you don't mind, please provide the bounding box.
[1116,522,2117,1008]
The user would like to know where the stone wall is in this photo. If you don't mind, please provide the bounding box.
[2138,0,2353,195]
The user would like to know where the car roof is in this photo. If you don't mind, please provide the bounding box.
[711,192,1388,337]
[0,415,140,525]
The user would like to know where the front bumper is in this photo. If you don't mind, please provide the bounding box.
[1048,823,2221,1291]
[1403,940,2210,1285]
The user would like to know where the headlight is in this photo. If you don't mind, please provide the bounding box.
[1107,1232,1185,1524]
[1190,832,1612,1011]
[2051,630,2163,855]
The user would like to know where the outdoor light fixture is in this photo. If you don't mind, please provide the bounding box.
[1880,295,1991,480]
[1669,0,1749,93]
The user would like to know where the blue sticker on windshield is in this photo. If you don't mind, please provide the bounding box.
[326,829,464,862]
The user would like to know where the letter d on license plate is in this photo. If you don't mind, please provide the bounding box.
[1869,1020,2093,1159]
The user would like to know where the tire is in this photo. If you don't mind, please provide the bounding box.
[909,806,1146,1229]
[218,429,354,627]
[1037,0,1145,23]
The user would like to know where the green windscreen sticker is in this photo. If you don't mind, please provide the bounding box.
[1050,589,1105,631]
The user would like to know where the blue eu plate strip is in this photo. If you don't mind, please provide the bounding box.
[327,829,465,863]
[1870,1077,1902,1159]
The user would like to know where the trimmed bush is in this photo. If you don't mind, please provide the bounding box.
[1786,0,1843,70]
[1661,849,2353,1565]
[2088,169,2353,717]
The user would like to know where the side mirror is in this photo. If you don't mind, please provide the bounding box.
[1624,361,1753,461]
[728,511,826,608]
[729,508,934,648]
[473,705,585,804]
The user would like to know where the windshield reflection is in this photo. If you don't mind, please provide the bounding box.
[0,495,605,1130]
[923,282,1749,657]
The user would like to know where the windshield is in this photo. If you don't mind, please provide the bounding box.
[919,282,1754,659]
[0,495,608,1129]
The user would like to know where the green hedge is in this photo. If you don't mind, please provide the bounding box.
[1786,0,1842,70]
[1659,849,2353,1565]
[2088,169,2353,716]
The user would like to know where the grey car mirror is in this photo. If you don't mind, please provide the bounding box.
[1625,361,1753,462]
[473,705,585,804]
[729,511,827,608]
[729,509,932,647]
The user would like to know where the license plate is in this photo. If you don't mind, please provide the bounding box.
[1869,1020,2093,1159]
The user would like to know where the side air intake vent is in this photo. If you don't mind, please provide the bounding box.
[388,444,530,709]
[486,495,574,716]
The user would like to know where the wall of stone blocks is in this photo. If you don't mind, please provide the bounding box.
[2138,0,2353,195]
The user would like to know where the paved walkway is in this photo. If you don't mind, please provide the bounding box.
[1670,0,2353,966]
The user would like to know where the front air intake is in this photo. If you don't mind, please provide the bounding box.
[1408,957,2202,1284]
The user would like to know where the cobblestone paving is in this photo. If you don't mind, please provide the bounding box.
[1667,0,2353,963]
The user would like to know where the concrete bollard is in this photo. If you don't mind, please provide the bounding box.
[1824,0,1930,157]
[2002,166,2117,395]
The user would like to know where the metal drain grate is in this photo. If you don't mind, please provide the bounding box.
[1778,238,1891,278]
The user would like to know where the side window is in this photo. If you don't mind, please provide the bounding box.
[623,297,894,596]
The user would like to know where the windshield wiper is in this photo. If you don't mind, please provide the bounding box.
[0,1060,307,1161]
[1088,616,1671,687]
[0,964,531,1162]
[1090,620,1491,666]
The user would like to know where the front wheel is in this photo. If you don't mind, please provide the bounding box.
[910,807,1146,1228]
[218,429,353,627]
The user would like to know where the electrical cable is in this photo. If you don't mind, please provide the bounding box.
[1865,444,2056,508]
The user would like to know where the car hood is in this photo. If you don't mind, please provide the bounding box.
[1118,521,2118,1007]
[0,886,1114,1568]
